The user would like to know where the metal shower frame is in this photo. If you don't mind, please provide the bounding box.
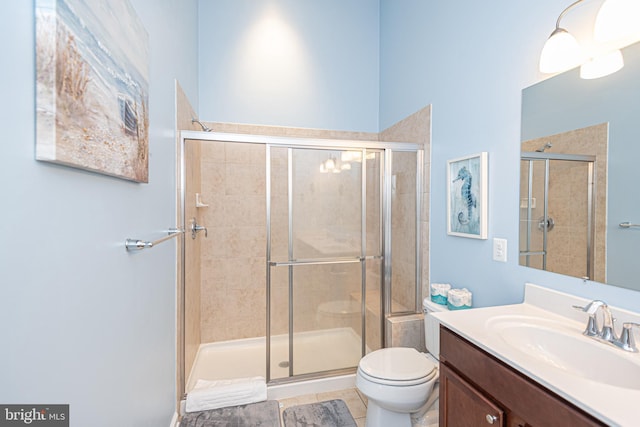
[520,151,596,279]
[178,130,423,396]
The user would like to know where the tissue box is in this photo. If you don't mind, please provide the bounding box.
[447,288,472,310]
[430,283,451,305]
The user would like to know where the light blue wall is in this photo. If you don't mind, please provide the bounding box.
[0,1,198,426]
[198,0,380,132]
[380,0,640,310]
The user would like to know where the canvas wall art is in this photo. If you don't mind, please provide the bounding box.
[447,152,488,239]
[35,0,150,182]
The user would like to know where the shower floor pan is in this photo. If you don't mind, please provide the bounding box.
[186,327,363,393]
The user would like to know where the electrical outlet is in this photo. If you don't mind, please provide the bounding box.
[493,238,507,262]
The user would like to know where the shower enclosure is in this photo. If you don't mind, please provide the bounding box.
[178,132,423,398]
[519,152,596,279]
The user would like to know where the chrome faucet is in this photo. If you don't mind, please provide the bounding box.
[190,217,208,240]
[573,300,639,352]
[573,300,607,337]
[614,322,640,352]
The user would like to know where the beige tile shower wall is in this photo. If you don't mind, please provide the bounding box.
[521,123,607,282]
[198,123,378,344]
[378,105,431,350]
[390,152,418,311]
[196,113,430,349]
[379,106,432,307]
[175,81,202,394]
[204,121,379,141]
[547,162,590,277]
[385,314,426,352]
[199,141,268,343]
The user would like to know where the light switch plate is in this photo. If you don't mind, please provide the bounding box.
[493,238,507,262]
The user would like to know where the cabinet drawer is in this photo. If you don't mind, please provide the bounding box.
[440,326,604,427]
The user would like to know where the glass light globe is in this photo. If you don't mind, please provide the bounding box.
[594,0,640,43]
[580,49,624,79]
[539,28,585,73]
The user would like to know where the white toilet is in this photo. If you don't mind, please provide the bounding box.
[356,298,446,427]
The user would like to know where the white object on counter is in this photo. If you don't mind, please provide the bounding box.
[446,288,472,310]
[430,283,451,305]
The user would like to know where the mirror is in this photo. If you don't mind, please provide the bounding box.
[520,41,640,292]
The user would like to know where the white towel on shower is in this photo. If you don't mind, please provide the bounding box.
[185,376,267,413]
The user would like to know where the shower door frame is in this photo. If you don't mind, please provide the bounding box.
[520,152,596,278]
[178,131,423,395]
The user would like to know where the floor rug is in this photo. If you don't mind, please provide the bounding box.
[181,400,281,427]
[282,399,357,427]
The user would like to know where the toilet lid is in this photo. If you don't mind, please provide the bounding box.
[359,347,436,381]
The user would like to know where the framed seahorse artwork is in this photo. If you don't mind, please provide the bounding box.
[447,152,488,239]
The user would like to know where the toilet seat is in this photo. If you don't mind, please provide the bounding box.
[358,348,437,386]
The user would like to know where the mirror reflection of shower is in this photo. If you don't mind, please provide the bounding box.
[519,153,595,279]
[519,124,608,284]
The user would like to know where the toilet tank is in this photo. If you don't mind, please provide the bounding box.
[423,298,449,358]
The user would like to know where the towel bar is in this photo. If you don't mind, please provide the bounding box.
[125,228,184,251]
[619,222,640,229]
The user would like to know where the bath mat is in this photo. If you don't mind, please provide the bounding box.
[282,399,356,427]
[181,399,281,427]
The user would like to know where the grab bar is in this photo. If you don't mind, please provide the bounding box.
[125,228,184,251]
[619,222,640,229]
[269,255,382,267]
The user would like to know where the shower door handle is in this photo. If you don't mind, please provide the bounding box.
[190,218,208,239]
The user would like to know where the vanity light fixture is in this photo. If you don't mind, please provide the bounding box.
[580,48,624,79]
[539,0,586,73]
[540,0,639,79]
[594,0,640,43]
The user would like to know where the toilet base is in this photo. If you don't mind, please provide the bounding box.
[365,401,412,427]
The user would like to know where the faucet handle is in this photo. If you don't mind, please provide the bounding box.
[614,322,640,352]
[572,302,605,337]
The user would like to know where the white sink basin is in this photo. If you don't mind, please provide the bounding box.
[486,315,640,390]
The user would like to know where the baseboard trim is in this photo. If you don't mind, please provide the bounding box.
[169,411,179,427]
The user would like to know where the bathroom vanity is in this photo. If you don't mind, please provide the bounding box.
[439,326,603,426]
[433,283,640,427]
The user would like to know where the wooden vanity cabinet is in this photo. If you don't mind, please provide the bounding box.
[439,326,605,427]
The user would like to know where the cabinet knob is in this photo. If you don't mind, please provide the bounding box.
[486,414,498,424]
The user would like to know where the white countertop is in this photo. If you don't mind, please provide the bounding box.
[431,283,640,427]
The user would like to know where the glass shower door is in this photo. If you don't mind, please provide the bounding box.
[268,147,381,380]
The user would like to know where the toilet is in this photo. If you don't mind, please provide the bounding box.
[356,298,446,427]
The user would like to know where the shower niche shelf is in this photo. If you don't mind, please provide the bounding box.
[195,193,209,208]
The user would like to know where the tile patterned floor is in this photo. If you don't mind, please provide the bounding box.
[278,388,368,426]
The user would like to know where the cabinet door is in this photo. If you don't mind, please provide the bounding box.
[440,363,504,427]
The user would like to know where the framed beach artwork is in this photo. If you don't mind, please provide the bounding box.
[35,0,150,183]
[447,152,488,239]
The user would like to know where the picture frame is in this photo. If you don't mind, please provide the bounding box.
[35,0,150,183]
[447,152,488,239]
